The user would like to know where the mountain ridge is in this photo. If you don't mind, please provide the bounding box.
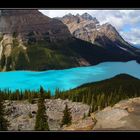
[59,12,140,64]
[0,10,140,71]
[59,13,136,49]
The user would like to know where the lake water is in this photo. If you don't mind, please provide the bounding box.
[0,60,140,94]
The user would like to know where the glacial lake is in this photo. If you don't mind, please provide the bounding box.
[0,60,140,95]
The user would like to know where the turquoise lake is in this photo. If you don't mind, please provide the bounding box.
[0,61,140,94]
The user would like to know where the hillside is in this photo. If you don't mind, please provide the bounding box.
[0,10,140,71]
[64,97,140,130]
[91,97,140,130]
[61,74,140,112]
[78,73,140,90]
[0,10,82,71]
[4,96,140,131]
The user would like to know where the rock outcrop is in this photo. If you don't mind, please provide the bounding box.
[63,117,95,130]
[91,97,140,130]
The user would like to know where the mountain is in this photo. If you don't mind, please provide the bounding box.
[59,13,133,49]
[59,13,140,61]
[0,10,71,40]
[0,10,140,71]
[0,10,84,71]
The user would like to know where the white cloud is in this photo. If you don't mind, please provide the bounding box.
[120,28,140,44]
[39,10,140,45]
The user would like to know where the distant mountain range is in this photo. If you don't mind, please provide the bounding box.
[0,10,140,71]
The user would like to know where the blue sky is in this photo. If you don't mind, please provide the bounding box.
[40,10,140,45]
[122,24,132,32]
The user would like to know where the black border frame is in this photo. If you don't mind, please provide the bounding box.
[0,0,140,8]
[1,131,140,139]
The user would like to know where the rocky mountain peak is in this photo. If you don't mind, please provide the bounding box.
[102,23,115,30]
[59,13,100,35]
[76,13,80,17]
[59,12,134,51]
[81,13,99,24]
[67,13,73,17]
[81,12,93,20]
[61,12,99,24]
[62,13,74,19]
[99,23,123,41]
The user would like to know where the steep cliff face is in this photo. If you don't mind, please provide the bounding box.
[0,33,29,71]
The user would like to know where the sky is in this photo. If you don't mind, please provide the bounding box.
[39,10,140,45]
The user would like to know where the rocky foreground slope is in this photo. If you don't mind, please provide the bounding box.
[4,99,90,131]
[63,97,140,130]
[4,97,140,131]
[92,97,140,130]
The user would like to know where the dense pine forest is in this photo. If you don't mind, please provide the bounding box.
[60,74,140,112]
[0,74,140,114]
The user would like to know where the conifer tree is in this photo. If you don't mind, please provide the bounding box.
[0,94,9,131]
[35,86,49,131]
[88,106,91,116]
[71,94,74,102]
[28,93,33,104]
[91,96,95,112]
[87,89,92,105]
[82,95,86,104]
[54,88,61,99]
[82,113,86,119]
[47,90,51,99]
[24,90,29,100]
[15,90,20,100]
[61,104,72,127]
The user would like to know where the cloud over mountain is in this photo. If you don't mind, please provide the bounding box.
[40,10,140,44]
